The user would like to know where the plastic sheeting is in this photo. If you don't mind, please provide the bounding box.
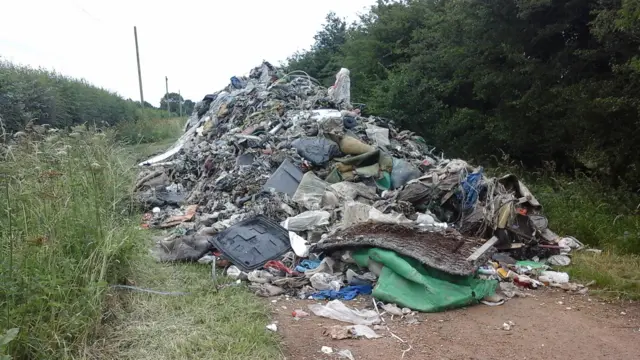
[353,248,498,313]
[292,172,331,210]
[308,299,381,325]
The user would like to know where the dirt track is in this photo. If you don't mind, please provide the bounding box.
[271,289,639,360]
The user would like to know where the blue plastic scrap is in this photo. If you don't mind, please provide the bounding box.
[311,285,373,301]
[230,76,245,89]
[295,259,322,273]
[459,168,484,210]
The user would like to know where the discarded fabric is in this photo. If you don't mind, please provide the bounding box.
[311,285,373,301]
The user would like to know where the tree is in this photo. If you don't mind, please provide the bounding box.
[183,99,195,115]
[159,92,183,114]
[284,0,640,188]
[286,12,348,85]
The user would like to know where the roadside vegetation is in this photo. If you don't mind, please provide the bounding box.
[0,122,279,359]
[114,116,184,145]
[0,132,142,358]
[0,61,170,134]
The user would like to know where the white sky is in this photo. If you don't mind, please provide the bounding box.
[0,0,374,107]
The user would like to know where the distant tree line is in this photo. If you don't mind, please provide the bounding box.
[286,0,640,189]
[0,60,192,135]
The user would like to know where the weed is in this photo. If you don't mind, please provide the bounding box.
[0,134,142,358]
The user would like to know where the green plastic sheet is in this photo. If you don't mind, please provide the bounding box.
[353,248,498,313]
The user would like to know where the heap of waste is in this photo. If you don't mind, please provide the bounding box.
[135,62,593,314]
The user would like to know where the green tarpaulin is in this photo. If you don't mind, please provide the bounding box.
[353,248,498,313]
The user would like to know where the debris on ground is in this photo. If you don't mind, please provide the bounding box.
[502,321,515,331]
[135,62,597,331]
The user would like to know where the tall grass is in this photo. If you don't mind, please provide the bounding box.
[114,117,185,145]
[0,133,142,359]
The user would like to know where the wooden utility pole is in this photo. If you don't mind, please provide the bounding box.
[165,76,170,116]
[179,90,183,117]
[134,26,145,111]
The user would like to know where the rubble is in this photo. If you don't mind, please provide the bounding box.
[135,62,594,317]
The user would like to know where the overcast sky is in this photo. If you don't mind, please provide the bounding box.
[0,0,374,107]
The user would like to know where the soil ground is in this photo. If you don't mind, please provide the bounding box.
[271,289,639,360]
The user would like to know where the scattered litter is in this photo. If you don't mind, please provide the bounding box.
[292,309,309,318]
[321,346,334,354]
[502,321,515,331]
[309,300,381,325]
[266,323,277,332]
[337,349,355,360]
[324,324,381,340]
[381,303,404,316]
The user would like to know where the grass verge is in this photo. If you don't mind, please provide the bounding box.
[0,134,142,359]
[85,248,282,360]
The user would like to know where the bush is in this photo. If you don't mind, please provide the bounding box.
[0,134,141,358]
[0,61,155,133]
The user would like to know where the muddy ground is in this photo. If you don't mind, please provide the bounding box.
[270,289,639,360]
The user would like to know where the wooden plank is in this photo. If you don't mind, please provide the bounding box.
[467,236,499,261]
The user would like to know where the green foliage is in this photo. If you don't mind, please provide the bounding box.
[159,92,195,116]
[114,116,185,145]
[0,328,18,360]
[285,0,640,189]
[0,61,150,133]
[0,134,142,359]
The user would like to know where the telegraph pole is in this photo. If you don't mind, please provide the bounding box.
[133,26,144,111]
[165,76,170,116]
[179,90,183,117]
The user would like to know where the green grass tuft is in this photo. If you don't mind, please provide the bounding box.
[0,133,142,359]
[114,117,185,145]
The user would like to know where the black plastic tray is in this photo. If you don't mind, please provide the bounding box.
[209,215,291,272]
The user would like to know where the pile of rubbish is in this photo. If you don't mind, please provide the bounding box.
[135,62,594,313]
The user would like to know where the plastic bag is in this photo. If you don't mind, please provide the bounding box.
[539,271,570,284]
[292,172,331,210]
[365,124,390,146]
[282,210,331,231]
[328,68,351,107]
[288,231,310,257]
[308,300,381,325]
[390,158,422,189]
[310,273,342,291]
[547,255,571,266]
[291,137,342,166]
[331,181,378,201]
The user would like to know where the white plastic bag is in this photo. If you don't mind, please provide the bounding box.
[282,210,330,231]
[328,68,351,106]
[310,273,341,291]
[547,255,571,266]
[540,271,570,284]
[288,231,310,257]
[308,300,381,325]
[365,124,390,146]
